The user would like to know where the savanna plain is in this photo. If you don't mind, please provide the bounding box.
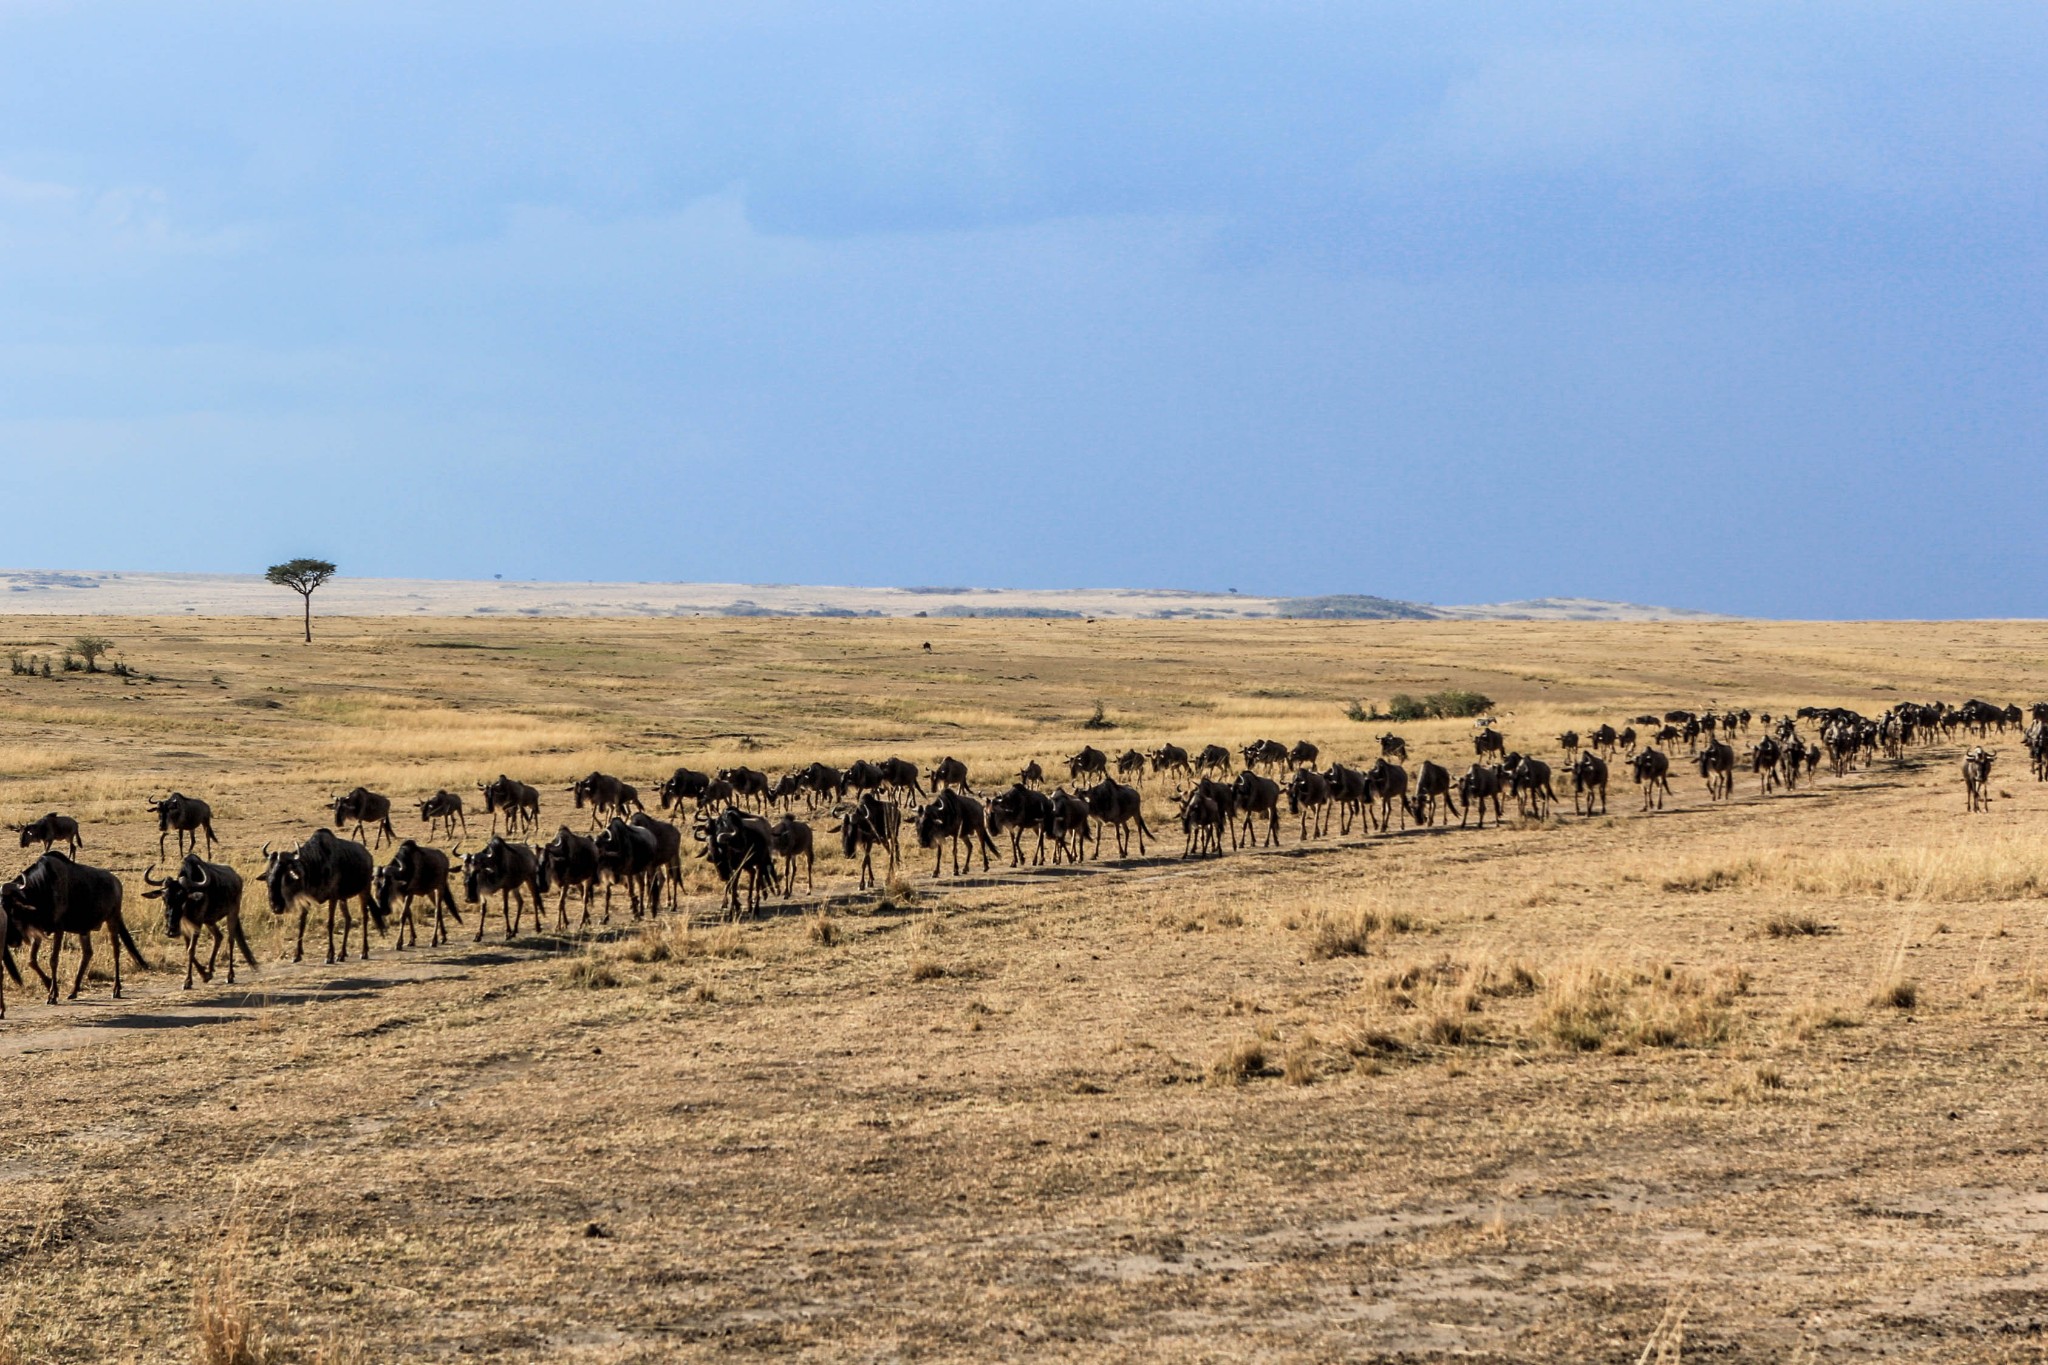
[1,615,2046,1363]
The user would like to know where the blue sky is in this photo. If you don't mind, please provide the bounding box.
[0,2,2042,616]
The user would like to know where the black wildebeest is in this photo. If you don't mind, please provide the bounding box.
[478,774,541,834]
[260,830,380,964]
[332,786,397,848]
[1065,746,1109,782]
[1631,749,1673,811]
[417,790,468,840]
[1588,724,1619,757]
[766,772,806,811]
[929,756,974,793]
[1556,731,1580,759]
[657,767,712,810]
[834,794,901,891]
[845,759,886,794]
[3,852,143,1006]
[539,826,602,928]
[1194,745,1233,777]
[375,840,462,948]
[1365,758,1409,831]
[1286,768,1332,839]
[701,807,780,915]
[1288,740,1320,769]
[1241,739,1288,773]
[1082,778,1152,857]
[1378,733,1408,761]
[987,784,1055,867]
[1457,764,1506,829]
[1232,770,1283,847]
[1017,760,1046,787]
[1176,784,1228,858]
[1472,729,1506,762]
[594,818,662,920]
[916,790,999,876]
[1149,744,1192,782]
[697,777,737,810]
[1570,751,1608,815]
[148,792,216,859]
[1115,749,1148,783]
[797,762,847,806]
[1751,736,1783,795]
[1408,761,1457,827]
[1619,726,1639,755]
[142,855,253,989]
[462,836,547,939]
[571,772,643,823]
[1696,740,1736,802]
[1964,746,1997,813]
[769,815,814,895]
[15,813,80,856]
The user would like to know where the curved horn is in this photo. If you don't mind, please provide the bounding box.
[142,863,162,886]
[260,841,274,858]
[189,860,209,887]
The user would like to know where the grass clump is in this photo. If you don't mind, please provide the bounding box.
[1206,1037,1268,1087]
[909,958,948,982]
[1307,909,1372,959]
[1535,961,1745,1053]
[1870,978,1918,1010]
[1765,913,1828,937]
[560,953,622,990]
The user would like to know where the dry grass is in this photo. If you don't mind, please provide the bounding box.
[0,614,2040,1358]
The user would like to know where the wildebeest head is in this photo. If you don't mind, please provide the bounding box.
[258,843,302,915]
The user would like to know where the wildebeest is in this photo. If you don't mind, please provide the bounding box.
[3,852,143,1006]
[1457,764,1506,829]
[1081,779,1153,857]
[417,790,468,840]
[1194,745,1233,776]
[1286,767,1332,838]
[478,774,541,834]
[1323,763,1368,835]
[1408,761,1457,827]
[1241,739,1288,773]
[331,786,398,848]
[1149,744,1191,781]
[1365,758,1409,831]
[374,840,461,948]
[15,813,80,856]
[700,806,780,915]
[845,759,885,794]
[1619,726,1639,756]
[1631,749,1673,811]
[1043,788,1093,863]
[538,826,602,928]
[797,762,847,805]
[142,855,253,989]
[1377,733,1408,761]
[1017,760,1046,787]
[462,835,547,939]
[987,784,1055,867]
[1588,724,1618,756]
[915,790,999,876]
[1556,731,1580,758]
[1288,740,1320,769]
[1750,737,1782,795]
[876,757,926,797]
[1501,754,1555,819]
[834,794,901,891]
[765,772,806,810]
[260,829,379,964]
[656,768,712,810]
[1696,740,1736,802]
[1176,784,1228,858]
[630,812,686,913]
[1473,729,1505,762]
[716,766,770,810]
[1115,749,1148,783]
[768,816,814,895]
[927,756,973,793]
[572,772,644,822]
[148,792,216,859]
[1232,770,1282,847]
[697,777,737,810]
[1064,746,1109,782]
[593,817,662,920]
[1570,751,1608,815]
[1963,746,1996,813]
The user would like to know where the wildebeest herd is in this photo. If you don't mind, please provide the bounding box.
[0,697,2030,1019]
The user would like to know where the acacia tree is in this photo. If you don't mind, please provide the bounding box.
[70,635,113,672]
[265,559,337,643]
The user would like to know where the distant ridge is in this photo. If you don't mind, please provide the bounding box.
[0,571,1728,622]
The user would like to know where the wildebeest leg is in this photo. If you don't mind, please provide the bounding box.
[184,931,201,990]
[293,904,310,962]
[328,899,341,964]
[67,930,92,1000]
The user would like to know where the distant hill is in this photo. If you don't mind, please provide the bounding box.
[0,570,1728,621]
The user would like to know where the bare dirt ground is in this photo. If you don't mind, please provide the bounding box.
[0,615,2042,1362]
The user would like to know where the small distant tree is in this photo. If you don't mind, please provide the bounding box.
[265,559,337,643]
[71,635,113,673]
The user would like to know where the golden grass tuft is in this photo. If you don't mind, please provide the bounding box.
[1306,909,1372,959]
[1206,1037,1268,1086]
[1535,960,1744,1053]
[1765,913,1827,937]
[909,958,948,982]
[1870,978,1918,1010]
[193,1229,270,1365]
[808,914,840,947]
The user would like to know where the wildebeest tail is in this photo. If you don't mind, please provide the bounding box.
[111,911,149,970]
[0,943,19,985]
[230,916,259,969]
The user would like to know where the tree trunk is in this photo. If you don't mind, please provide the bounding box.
[302,592,312,644]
